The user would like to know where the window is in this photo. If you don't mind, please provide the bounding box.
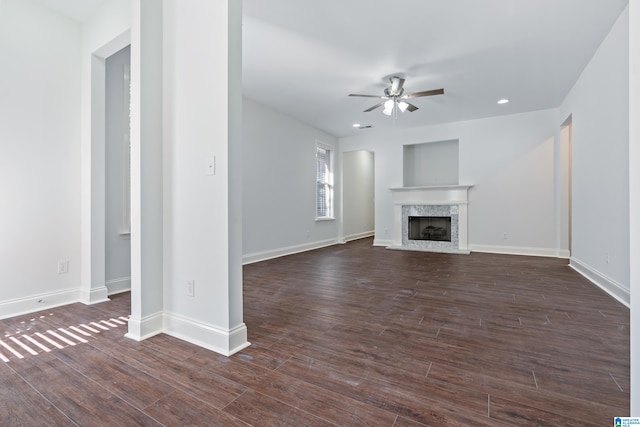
[316,142,334,219]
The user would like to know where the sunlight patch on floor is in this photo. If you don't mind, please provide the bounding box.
[0,316,130,362]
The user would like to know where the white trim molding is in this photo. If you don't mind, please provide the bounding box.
[243,238,339,265]
[569,257,630,308]
[469,244,570,258]
[105,276,131,295]
[80,286,110,305]
[163,311,250,357]
[0,288,81,320]
[373,238,394,247]
[342,230,374,243]
[125,311,163,341]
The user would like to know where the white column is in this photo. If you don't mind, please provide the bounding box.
[80,54,109,305]
[126,0,164,340]
[629,0,640,416]
[160,0,248,356]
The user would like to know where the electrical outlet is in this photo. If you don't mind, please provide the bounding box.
[187,280,195,297]
[503,232,508,240]
[606,252,610,264]
[57,261,69,274]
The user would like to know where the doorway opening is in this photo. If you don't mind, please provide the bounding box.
[85,29,133,310]
[560,115,573,256]
[105,45,132,297]
[342,150,375,242]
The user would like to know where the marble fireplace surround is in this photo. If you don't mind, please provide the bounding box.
[388,185,472,254]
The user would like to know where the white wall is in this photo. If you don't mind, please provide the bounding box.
[340,109,559,257]
[559,5,630,304]
[342,150,374,241]
[242,98,340,262]
[0,0,82,316]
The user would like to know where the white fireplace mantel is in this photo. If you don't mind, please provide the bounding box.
[389,185,473,204]
[388,185,473,254]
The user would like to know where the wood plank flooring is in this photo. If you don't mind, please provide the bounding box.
[0,238,629,425]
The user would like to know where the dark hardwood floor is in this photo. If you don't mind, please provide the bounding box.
[0,238,629,425]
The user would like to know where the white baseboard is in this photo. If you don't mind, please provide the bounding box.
[343,231,374,243]
[80,286,110,305]
[569,257,630,308]
[163,311,250,356]
[373,238,394,247]
[0,288,81,320]
[469,244,567,258]
[105,276,131,295]
[125,311,163,341]
[243,238,339,265]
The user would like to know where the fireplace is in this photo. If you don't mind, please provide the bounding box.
[401,204,460,251]
[388,185,472,254]
[408,216,452,242]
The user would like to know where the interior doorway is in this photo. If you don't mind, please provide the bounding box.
[104,45,132,297]
[83,29,132,308]
[560,116,573,256]
[342,150,375,242]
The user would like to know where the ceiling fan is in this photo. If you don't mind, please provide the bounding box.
[349,76,444,116]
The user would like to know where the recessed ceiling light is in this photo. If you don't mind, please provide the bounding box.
[352,123,373,129]
[497,98,510,104]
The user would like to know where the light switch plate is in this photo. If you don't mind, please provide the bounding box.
[206,157,215,176]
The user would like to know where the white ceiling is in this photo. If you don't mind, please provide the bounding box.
[243,0,629,137]
[32,0,629,138]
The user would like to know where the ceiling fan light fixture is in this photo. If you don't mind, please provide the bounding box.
[349,78,444,116]
[497,98,510,104]
[382,99,394,116]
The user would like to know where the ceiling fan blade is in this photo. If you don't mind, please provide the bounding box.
[390,76,405,95]
[405,102,418,112]
[349,94,384,98]
[363,101,385,112]
[403,88,445,99]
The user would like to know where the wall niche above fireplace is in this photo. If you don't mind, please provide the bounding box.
[403,139,459,187]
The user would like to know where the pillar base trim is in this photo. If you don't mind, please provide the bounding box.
[163,311,250,356]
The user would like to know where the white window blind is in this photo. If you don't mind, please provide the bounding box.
[316,143,334,219]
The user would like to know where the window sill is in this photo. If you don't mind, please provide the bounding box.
[315,217,335,222]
